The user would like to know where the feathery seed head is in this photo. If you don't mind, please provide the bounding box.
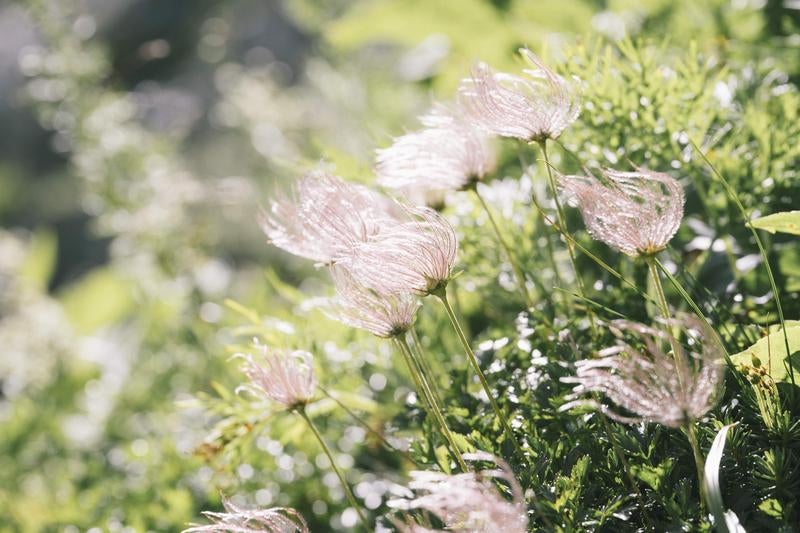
[342,206,458,296]
[260,170,399,265]
[560,168,685,257]
[377,102,496,193]
[560,316,725,428]
[458,49,580,142]
[237,344,317,410]
[388,452,528,533]
[328,266,420,338]
[183,498,309,533]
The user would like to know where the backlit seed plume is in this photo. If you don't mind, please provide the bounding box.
[560,168,685,257]
[237,344,317,409]
[377,103,496,192]
[183,498,309,533]
[342,206,458,296]
[388,451,528,533]
[560,317,724,428]
[260,169,398,265]
[328,266,420,338]
[458,48,580,142]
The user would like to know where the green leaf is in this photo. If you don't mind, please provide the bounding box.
[749,211,800,236]
[630,459,674,492]
[58,267,135,334]
[730,321,800,384]
[758,498,783,518]
[19,229,57,291]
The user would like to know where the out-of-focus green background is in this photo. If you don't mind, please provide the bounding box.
[0,0,798,531]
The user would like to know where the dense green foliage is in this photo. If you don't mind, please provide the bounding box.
[1,0,799,531]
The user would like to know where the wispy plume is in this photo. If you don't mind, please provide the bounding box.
[237,344,317,409]
[560,168,685,257]
[459,49,580,142]
[388,452,528,533]
[342,207,458,296]
[260,170,399,265]
[560,316,724,428]
[377,103,496,193]
[328,266,420,338]
[183,497,308,533]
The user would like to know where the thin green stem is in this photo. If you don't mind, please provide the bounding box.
[395,337,469,473]
[432,286,526,463]
[685,422,707,510]
[317,386,418,465]
[691,139,794,388]
[653,258,743,374]
[538,139,597,335]
[472,187,536,309]
[517,142,564,291]
[297,408,367,527]
[529,191,653,303]
[409,329,444,408]
[647,256,686,375]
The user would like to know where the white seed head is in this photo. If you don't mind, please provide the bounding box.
[237,345,317,409]
[341,206,458,296]
[458,49,580,142]
[560,316,725,428]
[560,168,685,257]
[328,265,420,338]
[183,497,309,533]
[388,451,528,533]
[377,102,496,192]
[260,170,399,265]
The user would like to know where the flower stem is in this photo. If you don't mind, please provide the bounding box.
[409,328,444,408]
[517,143,564,292]
[432,285,526,463]
[646,256,686,376]
[395,337,469,473]
[685,422,707,510]
[538,139,597,334]
[297,407,367,527]
[471,187,535,309]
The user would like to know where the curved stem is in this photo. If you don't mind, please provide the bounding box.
[432,286,526,463]
[395,337,469,473]
[538,139,597,335]
[471,187,535,309]
[653,258,745,385]
[317,386,418,465]
[297,408,367,527]
[690,139,794,388]
[529,189,653,303]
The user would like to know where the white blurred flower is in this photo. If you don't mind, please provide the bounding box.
[183,497,308,532]
[260,170,399,265]
[328,266,420,338]
[389,451,528,532]
[342,207,458,296]
[560,168,684,257]
[377,103,496,193]
[459,49,579,142]
[560,316,724,428]
[237,345,317,409]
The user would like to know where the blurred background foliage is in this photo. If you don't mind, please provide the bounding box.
[1,0,799,531]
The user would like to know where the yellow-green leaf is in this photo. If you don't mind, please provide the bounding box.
[730,321,800,384]
[749,211,800,236]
